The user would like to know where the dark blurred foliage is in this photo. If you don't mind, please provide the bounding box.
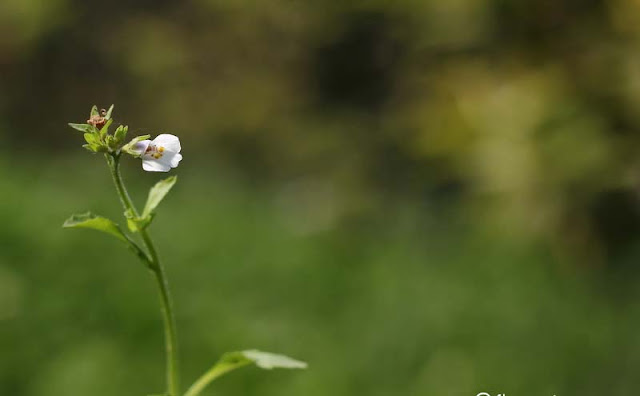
[2,0,640,395]
[3,0,640,261]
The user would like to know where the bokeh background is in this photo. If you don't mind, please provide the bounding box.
[2,0,640,395]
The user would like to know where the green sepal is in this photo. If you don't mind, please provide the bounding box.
[122,135,151,157]
[63,212,127,243]
[114,125,128,145]
[69,123,100,133]
[105,104,115,120]
[90,105,99,118]
[99,118,113,138]
[69,123,90,132]
[83,132,107,153]
[142,176,177,218]
[69,123,92,133]
[84,132,95,144]
[184,350,306,396]
[82,143,106,153]
[106,135,119,151]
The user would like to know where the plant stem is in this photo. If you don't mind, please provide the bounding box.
[183,360,251,396]
[142,228,180,396]
[106,154,180,396]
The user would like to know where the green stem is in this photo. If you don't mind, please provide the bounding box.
[106,154,180,396]
[184,361,251,396]
[142,228,180,396]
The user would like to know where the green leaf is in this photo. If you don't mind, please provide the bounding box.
[82,143,106,153]
[90,105,99,118]
[69,123,91,132]
[114,125,128,144]
[69,123,99,134]
[184,350,306,396]
[105,104,115,120]
[83,132,99,145]
[63,212,127,243]
[106,135,119,150]
[99,118,113,138]
[142,176,177,218]
[241,350,308,369]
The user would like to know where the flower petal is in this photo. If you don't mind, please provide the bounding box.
[152,134,181,153]
[170,153,183,168]
[142,158,172,172]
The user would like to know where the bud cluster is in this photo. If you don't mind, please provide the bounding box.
[68,105,130,153]
[69,105,182,172]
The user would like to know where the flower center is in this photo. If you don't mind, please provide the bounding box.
[145,144,166,159]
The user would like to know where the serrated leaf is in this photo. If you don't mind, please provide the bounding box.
[63,212,127,243]
[184,350,306,396]
[105,104,114,120]
[142,176,177,218]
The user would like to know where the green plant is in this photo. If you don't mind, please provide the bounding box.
[63,105,306,396]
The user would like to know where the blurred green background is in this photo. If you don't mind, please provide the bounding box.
[2,0,640,395]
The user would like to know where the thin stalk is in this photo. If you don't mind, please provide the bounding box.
[141,228,180,396]
[106,154,180,396]
[183,360,251,396]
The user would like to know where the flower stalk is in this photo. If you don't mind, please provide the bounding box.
[106,153,180,396]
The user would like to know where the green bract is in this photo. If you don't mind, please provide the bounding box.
[114,125,128,145]
[68,123,97,133]
[105,104,114,120]
[68,105,134,155]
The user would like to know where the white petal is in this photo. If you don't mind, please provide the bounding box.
[131,140,151,156]
[152,134,181,153]
[142,158,172,172]
[170,153,183,168]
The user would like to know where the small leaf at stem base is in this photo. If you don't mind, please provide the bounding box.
[241,350,308,369]
[184,350,306,396]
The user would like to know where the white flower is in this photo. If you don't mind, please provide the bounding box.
[132,134,183,172]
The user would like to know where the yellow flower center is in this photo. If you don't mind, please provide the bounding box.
[146,144,165,159]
